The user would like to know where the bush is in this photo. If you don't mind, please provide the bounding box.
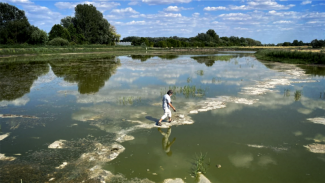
[69,41,76,45]
[47,37,69,46]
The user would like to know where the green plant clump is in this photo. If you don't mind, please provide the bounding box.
[190,153,211,178]
[255,49,325,64]
[48,37,69,46]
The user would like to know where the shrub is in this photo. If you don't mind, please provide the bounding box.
[47,37,69,46]
[69,41,76,45]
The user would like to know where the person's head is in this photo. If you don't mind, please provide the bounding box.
[167,90,173,96]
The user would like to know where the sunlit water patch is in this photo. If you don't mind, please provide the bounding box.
[1,53,325,182]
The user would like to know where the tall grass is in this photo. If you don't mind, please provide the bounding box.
[255,49,325,64]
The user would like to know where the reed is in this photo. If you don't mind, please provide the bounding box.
[255,49,325,64]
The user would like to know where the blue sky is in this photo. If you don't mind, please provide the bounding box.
[3,0,325,44]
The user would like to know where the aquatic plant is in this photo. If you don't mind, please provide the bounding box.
[118,96,142,105]
[163,85,207,98]
[190,153,211,178]
[294,90,302,101]
[187,77,192,83]
[284,89,291,97]
[197,70,204,76]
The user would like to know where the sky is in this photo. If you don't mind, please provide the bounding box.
[3,0,325,44]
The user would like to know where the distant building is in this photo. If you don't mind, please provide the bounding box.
[116,42,132,46]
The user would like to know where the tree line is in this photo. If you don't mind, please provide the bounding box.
[0,2,324,48]
[121,29,263,48]
[0,3,120,46]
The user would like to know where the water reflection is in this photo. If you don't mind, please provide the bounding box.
[191,55,235,67]
[0,62,49,101]
[157,55,179,60]
[158,127,176,157]
[129,55,154,62]
[298,65,325,77]
[50,59,120,94]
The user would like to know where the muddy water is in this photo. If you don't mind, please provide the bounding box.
[1,52,325,182]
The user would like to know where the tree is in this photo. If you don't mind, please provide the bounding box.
[206,29,219,42]
[60,16,73,28]
[0,3,31,44]
[30,27,48,45]
[311,39,325,48]
[109,25,121,43]
[49,24,70,41]
[73,4,113,44]
[292,40,299,46]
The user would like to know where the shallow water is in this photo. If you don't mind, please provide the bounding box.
[1,52,325,182]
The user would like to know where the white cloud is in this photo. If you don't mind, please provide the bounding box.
[142,0,191,5]
[125,20,146,25]
[2,0,31,4]
[192,12,200,17]
[164,6,192,12]
[234,27,249,30]
[273,20,293,24]
[111,7,139,14]
[203,6,227,11]
[128,0,140,6]
[230,0,295,10]
[301,1,312,5]
[55,1,120,12]
[0,96,30,107]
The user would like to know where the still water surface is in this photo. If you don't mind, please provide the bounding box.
[1,52,325,182]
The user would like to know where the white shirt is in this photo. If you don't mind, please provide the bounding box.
[162,94,171,109]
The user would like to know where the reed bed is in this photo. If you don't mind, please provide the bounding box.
[255,49,325,64]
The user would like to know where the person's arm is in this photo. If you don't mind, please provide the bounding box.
[169,102,176,111]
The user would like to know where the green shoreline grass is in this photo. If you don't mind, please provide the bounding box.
[255,49,325,64]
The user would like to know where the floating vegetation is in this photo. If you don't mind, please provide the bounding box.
[117,96,142,105]
[190,153,210,178]
[307,117,325,125]
[304,144,325,153]
[294,90,302,101]
[0,133,10,141]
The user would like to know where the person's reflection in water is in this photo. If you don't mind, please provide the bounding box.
[158,127,176,157]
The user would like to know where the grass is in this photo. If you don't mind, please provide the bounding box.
[190,153,211,178]
[255,49,325,64]
[0,53,122,63]
[0,46,147,56]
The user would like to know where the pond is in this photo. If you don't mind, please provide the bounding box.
[1,52,325,182]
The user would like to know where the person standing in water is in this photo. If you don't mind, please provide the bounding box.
[157,90,176,126]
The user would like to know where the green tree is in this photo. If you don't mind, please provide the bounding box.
[0,3,31,44]
[60,16,73,28]
[49,24,71,41]
[73,4,112,44]
[30,27,48,45]
[206,29,219,42]
[292,40,299,46]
